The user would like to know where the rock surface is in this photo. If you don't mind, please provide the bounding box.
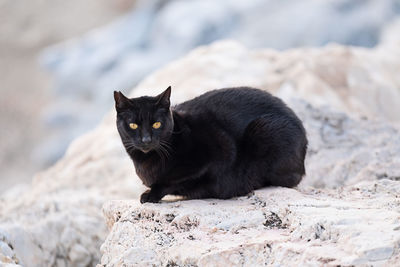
[2,22,400,266]
[100,179,400,266]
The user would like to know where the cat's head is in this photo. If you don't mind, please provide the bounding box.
[114,86,173,153]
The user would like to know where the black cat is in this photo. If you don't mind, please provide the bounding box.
[114,86,307,203]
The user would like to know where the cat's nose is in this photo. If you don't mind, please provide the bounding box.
[141,136,152,144]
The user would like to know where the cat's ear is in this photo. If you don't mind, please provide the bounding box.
[114,91,131,111]
[156,86,171,108]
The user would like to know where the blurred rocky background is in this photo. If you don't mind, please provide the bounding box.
[0,0,137,192]
[1,0,400,193]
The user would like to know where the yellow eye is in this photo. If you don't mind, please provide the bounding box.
[129,123,138,130]
[152,122,161,129]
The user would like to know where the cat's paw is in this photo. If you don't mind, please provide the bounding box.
[140,190,161,204]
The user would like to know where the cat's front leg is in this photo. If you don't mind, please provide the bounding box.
[140,184,167,203]
[140,190,159,203]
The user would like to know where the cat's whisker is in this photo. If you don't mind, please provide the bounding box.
[158,145,169,160]
[122,140,138,151]
[155,148,167,170]
[122,140,135,146]
[160,140,173,149]
[122,143,135,148]
[123,144,136,150]
[159,141,172,159]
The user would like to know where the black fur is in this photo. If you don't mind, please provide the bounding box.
[114,87,307,203]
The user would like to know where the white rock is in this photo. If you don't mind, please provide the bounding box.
[99,179,400,266]
[68,243,91,267]
[0,241,14,259]
[2,21,400,266]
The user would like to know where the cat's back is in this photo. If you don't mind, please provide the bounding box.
[177,87,270,112]
[173,87,304,140]
[175,87,298,124]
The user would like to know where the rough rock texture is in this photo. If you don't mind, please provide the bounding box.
[100,179,400,266]
[2,21,400,266]
[295,100,400,189]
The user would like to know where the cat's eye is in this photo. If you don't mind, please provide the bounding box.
[152,122,161,129]
[129,123,138,130]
